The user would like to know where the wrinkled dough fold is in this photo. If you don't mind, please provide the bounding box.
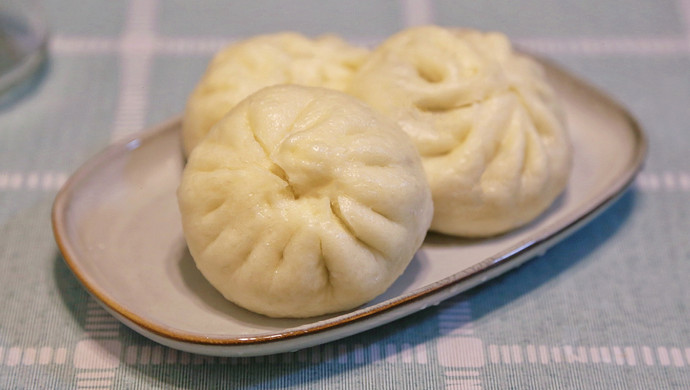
[348,26,572,236]
[182,32,369,156]
[178,85,433,318]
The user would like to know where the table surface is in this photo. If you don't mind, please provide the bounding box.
[1,1,689,388]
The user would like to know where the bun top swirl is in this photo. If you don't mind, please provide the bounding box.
[178,85,433,318]
[348,26,572,236]
[182,32,369,156]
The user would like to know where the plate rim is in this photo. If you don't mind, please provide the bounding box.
[52,60,647,350]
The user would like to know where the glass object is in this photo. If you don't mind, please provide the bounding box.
[0,0,48,94]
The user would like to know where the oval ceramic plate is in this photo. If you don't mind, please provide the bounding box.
[52,59,646,357]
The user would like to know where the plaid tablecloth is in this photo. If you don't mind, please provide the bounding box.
[1,0,689,388]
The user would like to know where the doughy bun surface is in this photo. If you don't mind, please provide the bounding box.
[348,26,572,237]
[182,32,369,156]
[177,85,433,318]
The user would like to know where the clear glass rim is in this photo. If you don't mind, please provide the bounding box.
[0,2,49,94]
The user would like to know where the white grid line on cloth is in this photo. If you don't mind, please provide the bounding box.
[0,346,68,366]
[50,37,117,54]
[123,0,158,35]
[110,54,153,141]
[480,344,690,367]
[109,0,159,143]
[402,0,435,27]
[0,171,66,191]
[515,37,689,55]
[2,170,689,193]
[50,35,690,57]
[4,341,690,369]
[155,37,231,55]
[679,0,690,45]
[116,342,429,366]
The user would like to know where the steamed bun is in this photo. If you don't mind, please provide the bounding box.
[348,26,572,237]
[182,32,369,156]
[177,85,433,318]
